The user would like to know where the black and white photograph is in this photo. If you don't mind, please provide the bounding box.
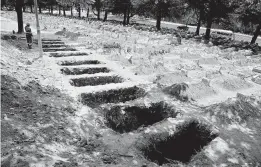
[1,0,261,166]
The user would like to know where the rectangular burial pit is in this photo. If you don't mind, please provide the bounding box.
[42,41,65,45]
[104,101,179,133]
[61,67,110,75]
[50,52,89,57]
[42,39,62,41]
[70,75,124,87]
[80,86,146,107]
[139,120,218,165]
[42,44,67,48]
[43,48,77,52]
[59,60,101,66]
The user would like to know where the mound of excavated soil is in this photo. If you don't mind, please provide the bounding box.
[163,79,216,102]
[252,75,261,85]
[212,75,253,91]
[154,71,191,86]
[204,93,261,124]
[186,79,216,101]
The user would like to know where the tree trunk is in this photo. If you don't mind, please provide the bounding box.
[87,7,89,18]
[103,11,108,22]
[123,7,127,26]
[63,7,66,16]
[15,0,24,34]
[196,9,203,35]
[205,15,213,40]
[71,7,73,16]
[78,7,81,17]
[251,24,261,44]
[126,7,130,25]
[51,5,53,14]
[156,6,161,30]
[97,8,100,20]
[39,5,41,13]
[59,6,61,15]
[30,5,33,13]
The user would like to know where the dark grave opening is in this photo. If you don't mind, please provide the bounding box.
[59,60,101,66]
[42,39,62,41]
[42,44,66,48]
[80,86,145,107]
[50,52,89,57]
[43,48,77,52]
[42,41,65,45]
[61,67,110,75]
[139,120,217,165]
[105,101,179,133]
[70,76,123,87]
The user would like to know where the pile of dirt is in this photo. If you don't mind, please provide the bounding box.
[1,33,37,50]
[213,76,253,91]
[163,79,216,102]
[211,36,261,55]
[252,75,261,85]
[0,75,82,166]
[154,71,191,86]
[204,93,261,124]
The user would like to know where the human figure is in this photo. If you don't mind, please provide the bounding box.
[25,23,33,49]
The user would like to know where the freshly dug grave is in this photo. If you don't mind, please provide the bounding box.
[137,120,218,165]
[104,101,179,133]
[80,86,146,107]
[50,52,90,57]
[42,39,62,41]
[70,75,124,87]
[42,41,65,44]
[61,67,110,75]
[59,60,101,66]
[43,47,77,52]
[42,44,67,48]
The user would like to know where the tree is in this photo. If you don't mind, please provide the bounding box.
[186,0,208,35]
[204,0,237,40]
[136,0,183,30]
[15,0,24,33]
[238,0,261,44]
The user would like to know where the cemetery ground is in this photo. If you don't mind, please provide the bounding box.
[1,10,261,167]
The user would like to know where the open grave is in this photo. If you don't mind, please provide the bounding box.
[42,44,67,48]
[59,60,101,66]
[70,75,123,87]
[42,41,65,44]
[42,39,62,41]
[50,52,90,57]
[80,86,146,107]
[138,120,218,165]
[104,101,179,133]
[43,48,77,52]
[61,67,110,75]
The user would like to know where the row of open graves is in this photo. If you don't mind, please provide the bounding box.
[43,38,219,166]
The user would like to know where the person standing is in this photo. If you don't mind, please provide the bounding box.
[25,23,33,49]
